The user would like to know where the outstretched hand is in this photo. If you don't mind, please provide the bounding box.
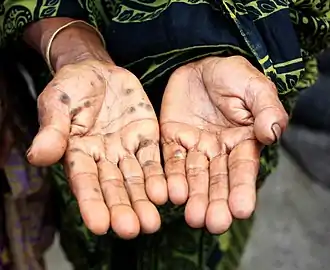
[160,56,288,233]
[27,60,167,238]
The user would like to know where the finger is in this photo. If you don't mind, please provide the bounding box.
[119,156,161,234]
[98,159,140,239]
[228,140,261,219]
[206,154,232,234]
[184,150,209,228]
[136,138,167,205]
[245,76,288,145]
[162,142,188,205]
[64,147,109,235]
[28,85,71,166]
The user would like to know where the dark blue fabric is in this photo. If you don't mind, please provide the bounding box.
[105,2,249,67]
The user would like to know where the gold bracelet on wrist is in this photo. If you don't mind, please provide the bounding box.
[45,20,106,75]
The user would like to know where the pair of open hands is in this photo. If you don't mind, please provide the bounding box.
[26,56,288,239]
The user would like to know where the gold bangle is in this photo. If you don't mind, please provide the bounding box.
[45,20,106,75]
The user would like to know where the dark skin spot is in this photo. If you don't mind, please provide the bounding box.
[84,100,91,108]
[105,132,114,137]
[143,160,156,167]
[90,81,94,87]
[127,106,136,114]
[70,107,82,116]
[93,188,100,193]
[138,138,155,150]
[60,93,70,105]
[138,102,152,111]
[69,161,75,168]
[144,104,152,111]
[125,88,134,95]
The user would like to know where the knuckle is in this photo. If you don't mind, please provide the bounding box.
[101,177,125,188]
[125,175,144,185]
[209,172,228,187]
[187,166,207,177]
[228,158,259,172]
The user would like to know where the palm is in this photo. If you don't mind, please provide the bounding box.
[160,57,287,233]
[29,61,167,238]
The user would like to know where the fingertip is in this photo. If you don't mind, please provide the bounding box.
[111,205,140,239]
[81,202,110,235]
[254,120,276,145]
[167,175,188,205]
[133,201,161,234]
[184,195,208,228]
[146,177,168,205]
[206,201,232,234]
[254,110,288,145]
[228,188,256,219]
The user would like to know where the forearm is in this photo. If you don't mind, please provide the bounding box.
[23,17,114,72]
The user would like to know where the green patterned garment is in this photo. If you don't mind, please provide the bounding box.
[0,0,329,269]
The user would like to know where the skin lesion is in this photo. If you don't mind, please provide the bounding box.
[69,161,75,168]
[59,93,70,105]
[84,100,92,108]
[70,107,82,116]
[93,188,101,193]
[139,139,154,150]
[127,106,136,114]
[124,88,134,95]
[138,102,153,111]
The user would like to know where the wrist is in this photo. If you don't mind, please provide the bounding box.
[50,24,114,72]
[23,18,115,72]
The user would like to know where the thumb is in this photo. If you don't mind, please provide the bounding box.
[27,89,71,166]
[248,80,288,145]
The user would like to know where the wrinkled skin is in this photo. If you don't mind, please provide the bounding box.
[160,56,288,233]
[27,56,288,238]
[27,62,167,238]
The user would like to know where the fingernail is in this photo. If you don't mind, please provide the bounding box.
[271,123,282,142]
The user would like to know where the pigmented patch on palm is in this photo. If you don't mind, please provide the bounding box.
[29,61,167,238]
